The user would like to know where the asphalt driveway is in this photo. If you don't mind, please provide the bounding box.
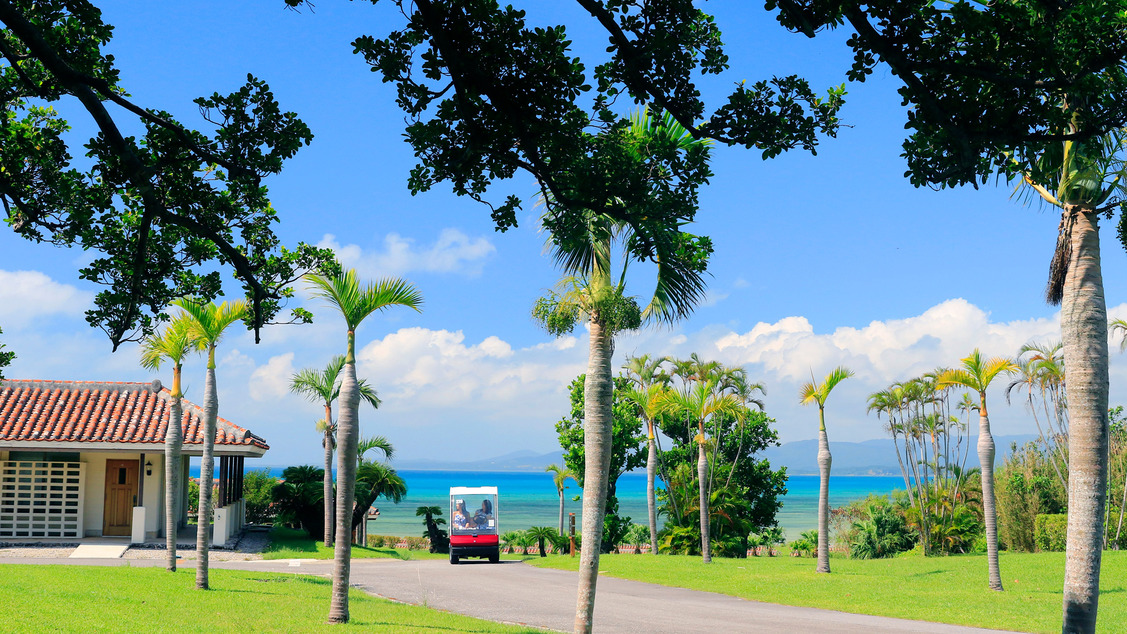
[218,557,1015,634]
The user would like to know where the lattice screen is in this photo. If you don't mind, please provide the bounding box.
[0,461,85,539]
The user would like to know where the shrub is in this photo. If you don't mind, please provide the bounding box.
[996,441,1067,552]
[849,502,915,559]
[1034,514,1068,552]
[243,469,279,525]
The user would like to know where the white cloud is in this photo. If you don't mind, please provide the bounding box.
[249,352,295,402]
[0,270,92,329]
[318,228,496,277]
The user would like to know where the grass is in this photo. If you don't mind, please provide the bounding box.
[261,527,448,561]
[528,548,1127,633]
[0,564,543,633]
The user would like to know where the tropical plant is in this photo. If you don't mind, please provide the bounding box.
[849,502,916,560]
[416,506,449,554]
[622,353,671,554]
[353,435,395,545]
[545,464,576,536]
[290,355,381,546]
[306,267,422,623]
[799,366,854,574]
[352,460,406,534]
[140,314,201,572]
[271,466,325,537]
[527,526,558,557]
[658,379,742,563]
[937,350,1017,591]
[172,297,247,590]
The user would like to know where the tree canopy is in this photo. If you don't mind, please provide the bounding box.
[0,1,335,349]
[344,0,845,299]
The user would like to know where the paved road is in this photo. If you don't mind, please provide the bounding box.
[1,556,1016,633]
[224,558,1012,634]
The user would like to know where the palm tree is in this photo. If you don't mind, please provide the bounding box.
[416,506,449,554]
[290,355,381,547]
[545,464,576,536]
[306,268,422,624]
[937,350,1017,591]
[139,315,201,572]
[530,108,710,634]
[172,298,247,590]
[1015,131,1127,630]
[658,379,741,563]
[622,382,670,554]
[355,434,394,545]
[799,366,854,574]
[352,459,406,535]
[622,353,672,554]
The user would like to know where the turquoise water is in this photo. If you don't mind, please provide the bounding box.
[365,471,902,540]
[207,466,902,540]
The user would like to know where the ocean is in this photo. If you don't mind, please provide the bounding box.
[201,465,902,540]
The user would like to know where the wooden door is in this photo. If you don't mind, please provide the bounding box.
[103,460,138,536]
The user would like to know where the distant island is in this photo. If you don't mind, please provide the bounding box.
[384,435,1038,476]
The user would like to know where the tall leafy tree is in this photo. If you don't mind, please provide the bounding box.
[762,2,1127,628]
[0,2,333,349]
[172,298,247,590]
[938,351,1017,591]
[289,356,381,547]
[555,375,646,551]
[799,366,853,574]
[306,268,422,624]
[140,315,201,572]
[546,464,577,536]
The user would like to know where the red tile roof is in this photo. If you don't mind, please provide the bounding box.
[0,380,268,451]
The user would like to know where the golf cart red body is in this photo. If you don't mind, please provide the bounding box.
[449,486,499,564]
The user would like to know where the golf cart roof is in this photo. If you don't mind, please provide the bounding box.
[450,486,498,495]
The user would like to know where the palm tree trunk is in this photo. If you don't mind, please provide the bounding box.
[165,368,183,572]
[816,413,831,574]
[697,437,711,563]
[324,404,334,548]
[558,489,565,536]
[977,400,1003,591]
[1061,210,1109,633]
[573,320,613,634]
[647,431,658,554]
[195,359,217,590]
[329,334,361,624]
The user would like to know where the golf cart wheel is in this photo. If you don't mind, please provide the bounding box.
[489,553,499,564]
[450,554,460,564]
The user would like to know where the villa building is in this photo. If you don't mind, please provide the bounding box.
[0,379,268,544]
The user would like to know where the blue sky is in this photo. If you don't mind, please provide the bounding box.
[4,2,1127,465]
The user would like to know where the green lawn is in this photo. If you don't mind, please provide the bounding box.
[0,565,542,633]
[528,549,1127,633]
[262,527,449,560]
